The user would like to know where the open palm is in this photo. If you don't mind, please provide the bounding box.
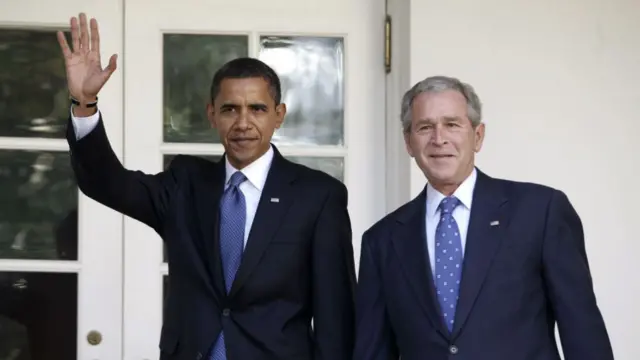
[57,13,117,104]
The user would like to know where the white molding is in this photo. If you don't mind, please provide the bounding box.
[0,137,68,151]
[0,259,82,273]
[384,0,412,213]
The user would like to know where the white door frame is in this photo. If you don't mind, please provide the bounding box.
[384,0,413,213]
[0,2,125,359]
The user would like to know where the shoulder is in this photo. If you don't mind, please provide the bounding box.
[164,154,222,180]
[165,154,215,169]
[362,195,422,247]
[488,174,574,215]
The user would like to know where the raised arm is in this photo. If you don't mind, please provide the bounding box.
[58,13,180,231]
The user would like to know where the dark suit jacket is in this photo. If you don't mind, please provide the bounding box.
[67,116,357,360]
[353,169,613,360]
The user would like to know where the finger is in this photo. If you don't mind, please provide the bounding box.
[70,17,80,52]
[56,31,72,58]
[79,13,89,50]
[90,18,100,53]
[101,54,118,79]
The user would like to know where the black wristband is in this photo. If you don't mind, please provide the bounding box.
[70,96,98,108]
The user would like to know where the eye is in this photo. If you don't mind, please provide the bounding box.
[250,105,267,112]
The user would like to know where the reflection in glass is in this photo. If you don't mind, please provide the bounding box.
[161,154,344,262]
[0,271,77,360]
[0,29,70,138]
[259,36,345,146]
[0,151,78,260]
[163,34,249,143]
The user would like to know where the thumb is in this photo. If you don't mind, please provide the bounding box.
[101,54,118,81]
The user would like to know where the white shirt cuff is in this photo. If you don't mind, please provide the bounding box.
[70,106,100,140]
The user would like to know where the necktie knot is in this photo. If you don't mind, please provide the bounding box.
[439,196,460,215]
[228,171,247,188]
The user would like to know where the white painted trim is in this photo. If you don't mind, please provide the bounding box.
[0,138,69,151]
[0,259,82,272]
[384,0,412,213]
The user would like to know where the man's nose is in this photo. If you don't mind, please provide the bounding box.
[235,109,250,128]
[432,126,446,145]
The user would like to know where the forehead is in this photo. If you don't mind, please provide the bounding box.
[411,90,468,122]
[215,77,273,104]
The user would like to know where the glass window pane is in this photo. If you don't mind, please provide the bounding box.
[0,29,69,138]
[163,34,249,143]
[258,36,345,146]
[0,271,77,359]
[0,150,78,260]
[161,154,343,262]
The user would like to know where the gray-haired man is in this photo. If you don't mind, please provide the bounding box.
[353,76,613,360]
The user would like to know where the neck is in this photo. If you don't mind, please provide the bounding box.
[431,183,459,196]
[227,144,271,170]
[428,166,474,196]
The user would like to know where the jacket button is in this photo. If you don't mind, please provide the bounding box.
[195,352,202,360]
[449,345,459,354]
[222,308,230,316]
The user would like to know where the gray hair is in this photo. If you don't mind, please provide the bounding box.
[400,75,483,133]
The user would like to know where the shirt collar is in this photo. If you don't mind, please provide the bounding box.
[425,168,477,217]
[224,145,274,191]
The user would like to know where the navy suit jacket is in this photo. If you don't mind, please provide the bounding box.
[354,169,613,360]
[67,116,356,360]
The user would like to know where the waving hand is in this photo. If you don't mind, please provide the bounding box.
[56,13,117,106]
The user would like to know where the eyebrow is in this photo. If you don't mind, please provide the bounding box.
[219,102,269,110]
[418,116,464,123]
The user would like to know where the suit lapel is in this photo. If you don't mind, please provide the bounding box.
[452,169,509,338]
[392,189,449,337]
[228,148,297,298]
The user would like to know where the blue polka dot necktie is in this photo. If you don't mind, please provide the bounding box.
[434,196,463,332]
[211,171,247,360]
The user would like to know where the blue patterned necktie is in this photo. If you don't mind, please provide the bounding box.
[434,196,463,332]
[211,171,247,360]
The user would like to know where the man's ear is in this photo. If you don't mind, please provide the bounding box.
[473,122,485,153]
[274,103,287,129]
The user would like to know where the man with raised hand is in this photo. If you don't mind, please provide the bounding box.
[58,12,356,360]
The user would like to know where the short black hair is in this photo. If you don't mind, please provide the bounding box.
[209,57,282,105]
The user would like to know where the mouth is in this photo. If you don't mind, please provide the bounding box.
[230,138,259,146]
[429,154,455,159]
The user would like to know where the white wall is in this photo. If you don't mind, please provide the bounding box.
[387,0,639,358]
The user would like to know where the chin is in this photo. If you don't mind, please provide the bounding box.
[424,168,457,184]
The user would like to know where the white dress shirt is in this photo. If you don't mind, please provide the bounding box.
[425,168,477,274]
[70,107,274,248]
